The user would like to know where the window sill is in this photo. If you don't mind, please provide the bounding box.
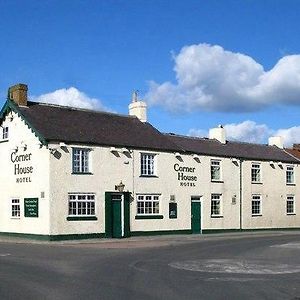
[210,215,223,218]
[251,214,262,217]
[139,175,158,178]
[135,215,163,220]
[287,213,296,216]
[286,183,296,186]
[251,182,263,185]
[0,139,8,143]
[71,172,93,175]
[67,216,97,221]
[211,180,224,183]
[10,217,20,219]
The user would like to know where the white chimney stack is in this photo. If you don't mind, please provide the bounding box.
[128,91,147,122]
[209,125,226,144]
[268,136,284,149]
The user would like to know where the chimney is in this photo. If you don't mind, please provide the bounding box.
[268,136,284,149]
[128,91,147,122]
[8,83,28,106]
[209,125,226,144]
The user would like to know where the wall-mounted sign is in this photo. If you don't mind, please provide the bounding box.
[11,152,33,183]
[169,202,177,219]
[174,163,197,187]
[24,198,39,217]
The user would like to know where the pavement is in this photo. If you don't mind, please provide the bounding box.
[1,230,300,248]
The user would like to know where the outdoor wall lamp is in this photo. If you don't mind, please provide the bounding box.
[115,181,125,192]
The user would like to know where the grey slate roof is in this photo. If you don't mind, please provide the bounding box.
[18,101,181,151]
[11,100,298,163]
[165,133,299,163]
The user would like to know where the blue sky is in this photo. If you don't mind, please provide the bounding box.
[1,0,300,145]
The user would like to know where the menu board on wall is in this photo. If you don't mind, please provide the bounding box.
[24,198,39,217]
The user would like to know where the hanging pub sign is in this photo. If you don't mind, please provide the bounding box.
[10,152,34,183]
[174,163,198,187]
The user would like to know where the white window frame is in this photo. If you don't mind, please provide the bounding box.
[286,166,295,184]
[252,194,261,216]
[211,194,222,217]
[140,153,156,176]
[2,126,8,140]
[211,159,221,181]
[72,148,91,174]
[68,193,96,216]
[251,163,261,183]
[287,195,295,215]
[136,194,160,215]
[11,198,20,219]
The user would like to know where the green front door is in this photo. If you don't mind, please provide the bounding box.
[112,195,122,238]
[105,192,131,238]
[191,200,201,234]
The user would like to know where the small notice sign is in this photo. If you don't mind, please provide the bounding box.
[24,198,39,217]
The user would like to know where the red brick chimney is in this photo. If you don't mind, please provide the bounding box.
[8,83,28,106]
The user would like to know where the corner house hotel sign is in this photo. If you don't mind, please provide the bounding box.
[11,152,33,183]
[174,163,197,187]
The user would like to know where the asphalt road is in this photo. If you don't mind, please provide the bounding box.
[1,232,300,300]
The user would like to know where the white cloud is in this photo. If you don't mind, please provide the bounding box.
[224,121,272,144]
[33,87,109,111]
[188,121,300,147]
[146,43,300,112]
[275,126,300,147]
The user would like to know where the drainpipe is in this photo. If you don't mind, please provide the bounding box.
[239,158,243,231]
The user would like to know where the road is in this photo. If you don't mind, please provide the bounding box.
[0,232,300,300]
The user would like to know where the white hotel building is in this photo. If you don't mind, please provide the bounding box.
[0,84,299,240]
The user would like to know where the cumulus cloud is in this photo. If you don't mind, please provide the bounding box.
[275,126,300,147]
[33,87,109,111]
[188,121,300,147]
[146,44,300,112]
[224,121,271,143]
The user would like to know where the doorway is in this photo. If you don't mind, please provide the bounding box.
[191,196,201,234]
[105,192,130,238]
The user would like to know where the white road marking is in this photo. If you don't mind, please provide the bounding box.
[169,259,300,274]
[0,253,11,257]
[272,242,300,249]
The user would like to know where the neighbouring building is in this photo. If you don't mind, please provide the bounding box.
[0,83,299,240]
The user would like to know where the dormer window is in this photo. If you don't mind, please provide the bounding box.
[2,127,8,140]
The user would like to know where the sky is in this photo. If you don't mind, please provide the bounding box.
[1,0,300,146]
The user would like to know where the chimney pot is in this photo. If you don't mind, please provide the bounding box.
[8,83,28,106]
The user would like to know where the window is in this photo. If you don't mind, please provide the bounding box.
[2,127,8,140]
[251,163,261,183]
[287,195,295,215]
[140,153,156,176]
[11,198,20,218]
[72,148,90,173]
[211,194,221,216]
[252,195,261,216]
[211,160,221,181]
[137,194,160,215]
[68,193,95,216]
[286,166,295,184]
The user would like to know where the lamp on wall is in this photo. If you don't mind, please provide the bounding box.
[12,146,18,153]
[121,147,131,154]
[115,181,125,192]
[175,152,182,159]
[192,154,201,163]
